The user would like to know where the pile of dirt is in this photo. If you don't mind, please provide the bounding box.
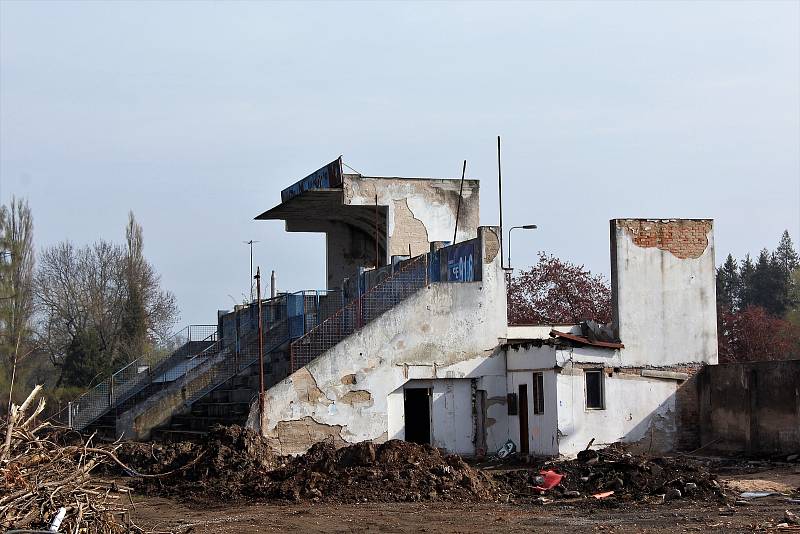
[113,425,277,498]
[492,445,725,503]
[260,440,495,502]
[114,426,494,503]
[113,428,727,505]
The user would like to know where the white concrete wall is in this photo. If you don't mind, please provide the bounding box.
[507,369,559,456]
[612,219,718,366]
[344,176,480,255]
[387,379,475,455]
[555,363,680,456]
[248,227,506,456]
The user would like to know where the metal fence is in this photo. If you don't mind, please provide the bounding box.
[289,254,429,372]
[160,315,291,413]
[60,325,217,430]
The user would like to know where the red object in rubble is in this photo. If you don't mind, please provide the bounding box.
[533,470,564,492]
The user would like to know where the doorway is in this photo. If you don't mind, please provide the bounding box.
[404,387,431,445]
[518,384,529,455]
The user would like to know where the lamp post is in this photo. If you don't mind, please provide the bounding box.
[507,225,538,270]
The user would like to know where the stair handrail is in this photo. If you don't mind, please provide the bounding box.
[52,324,217,428]
[289,254,429,372]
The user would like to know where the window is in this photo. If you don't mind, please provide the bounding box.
[532,372,545,414]
[585,369,605,410]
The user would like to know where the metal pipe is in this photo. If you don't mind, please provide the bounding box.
[255,267,265,429]
[453,160,467,245]
[374,195,380,268]
[270,270,276,298]
[498,136,504,268]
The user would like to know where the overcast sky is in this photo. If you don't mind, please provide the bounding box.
[1,1,798,326]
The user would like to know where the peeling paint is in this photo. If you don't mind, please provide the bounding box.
[338,390,373,406]
[340,374,357,385]
[291,368,333,406]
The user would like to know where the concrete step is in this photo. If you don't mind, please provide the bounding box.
[208,388,256,403]
[191,401,251,418]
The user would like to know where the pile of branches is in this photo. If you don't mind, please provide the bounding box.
[0,386,132,533]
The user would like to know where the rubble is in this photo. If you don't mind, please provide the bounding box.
[114,428,729,506]
[491,444,726,504]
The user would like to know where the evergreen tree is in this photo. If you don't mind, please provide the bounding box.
[749,249,790,315]
[118,211,148,366]
[59,328,107,388]
[738,254,756,309]
[775,230,799,273]
[716,254,739,313]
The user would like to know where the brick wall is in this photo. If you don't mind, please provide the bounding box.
[616,219,712,259]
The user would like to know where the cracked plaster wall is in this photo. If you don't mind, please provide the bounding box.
[247,227,506,456]
[611,219,718,367]
[344,177,479,257]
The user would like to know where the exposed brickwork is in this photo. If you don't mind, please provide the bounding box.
[617,219,712,259]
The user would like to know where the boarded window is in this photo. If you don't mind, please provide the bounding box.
[532,372,545,414]
[585,370,605,410]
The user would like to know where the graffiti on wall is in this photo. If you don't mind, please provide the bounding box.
[445,241,481,282]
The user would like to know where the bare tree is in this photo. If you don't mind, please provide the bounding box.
[35,214,179,387]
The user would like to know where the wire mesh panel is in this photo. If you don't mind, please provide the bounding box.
[57,324,218,429]
[290,255,429,372]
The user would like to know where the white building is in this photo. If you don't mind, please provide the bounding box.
[247,160,718,457]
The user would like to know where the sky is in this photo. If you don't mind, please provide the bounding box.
[1,0,798,327]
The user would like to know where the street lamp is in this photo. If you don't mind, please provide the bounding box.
[507,225,537,270]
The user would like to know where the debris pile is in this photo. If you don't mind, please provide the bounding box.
[0,386,130,533]
[261,439,495,502]
[117,427,495,502]
[114,424,277,498]
[493,444,725,503]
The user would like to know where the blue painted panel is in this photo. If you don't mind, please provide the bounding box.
[287,293,305,338]
[446,242,480,282]
[280,157,343,202]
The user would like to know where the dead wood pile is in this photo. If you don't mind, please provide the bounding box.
[0,386,132,533]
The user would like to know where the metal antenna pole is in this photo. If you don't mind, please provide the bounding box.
[453,160,467,244]
[498,136,504,268]
[244,240,260,302]
[255,267,265,430]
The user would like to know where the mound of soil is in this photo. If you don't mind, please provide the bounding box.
[114,426,494,503]
[114,425,277,498]
[113,428,724,505]
[261,440,495,502]
[493,445,725,503]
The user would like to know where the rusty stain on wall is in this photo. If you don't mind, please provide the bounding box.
[618,219,711,259]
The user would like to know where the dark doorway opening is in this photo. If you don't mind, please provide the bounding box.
[404,388,431,445]
[518,384,529,455]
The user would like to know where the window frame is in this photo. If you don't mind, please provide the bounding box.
[532,372,545,415]
[584,369,605,410]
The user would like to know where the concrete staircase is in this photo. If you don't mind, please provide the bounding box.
[150,349,290,442]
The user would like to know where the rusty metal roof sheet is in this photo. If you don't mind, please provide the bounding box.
[549,329,624,349]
